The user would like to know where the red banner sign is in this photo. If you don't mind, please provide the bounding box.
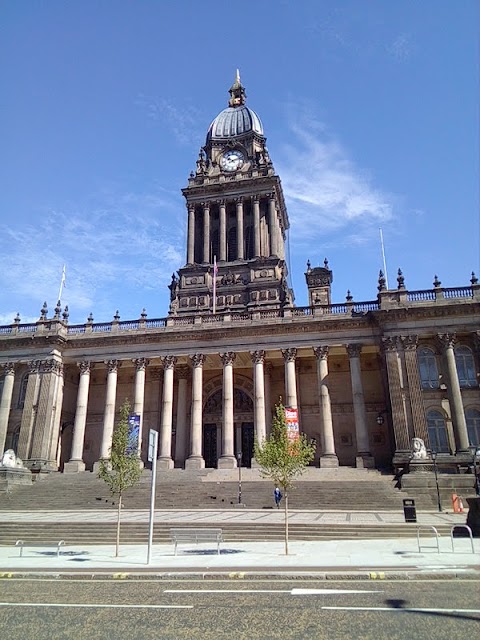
[285,407,299,443]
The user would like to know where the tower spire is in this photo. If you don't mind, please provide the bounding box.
[228,70,246,107]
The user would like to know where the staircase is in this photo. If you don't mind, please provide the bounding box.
[0,467,429,511]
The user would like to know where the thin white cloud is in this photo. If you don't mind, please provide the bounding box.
[0,188,184,323]
[277,112,395,245]
[136,94,203,146]
[387,33,414,62]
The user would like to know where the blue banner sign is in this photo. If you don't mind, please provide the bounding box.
[126,414,141,454]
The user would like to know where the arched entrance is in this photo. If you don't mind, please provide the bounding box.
[203,380,254,468]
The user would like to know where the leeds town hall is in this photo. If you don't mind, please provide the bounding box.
[0,75,479,496]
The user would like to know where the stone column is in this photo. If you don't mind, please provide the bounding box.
[313,346,338,467]
[133,357,148,463]
[346,344,374,468]
[268,195,277,256]
[282,348,298,409]
[401,336,428,444]
[17,361,41,461]
[218,352,236,468]
[0,362,15,455]
[187,203,195,264]
[252,195,261,257]
[219,200,227,261]
[236,198,244,260]
[264,361,273,433]
[251,351,267,444]
[381,337,410,453]
[438,333,470,452]
[28,356,64,470]
[64,361,93,473]
[174,366,189,467]
[98,360,121,462]
[158,356,176,469]
[186,354,205,469]
[202,203,210,263]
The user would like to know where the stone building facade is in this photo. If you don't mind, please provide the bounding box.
[0,75,479,474]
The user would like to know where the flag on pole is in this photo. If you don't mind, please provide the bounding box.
[212,256,218,314]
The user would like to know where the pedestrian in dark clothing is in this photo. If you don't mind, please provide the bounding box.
[274,486,282,508]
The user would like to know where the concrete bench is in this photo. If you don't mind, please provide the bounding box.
[170,528,223,556]
[15,539,65,557]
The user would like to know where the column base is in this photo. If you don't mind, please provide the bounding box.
[185,456,205,470]
[157,457,174,470]
[93,459,110,473]
[356,454,375,469]
[319,454,339,468]
[217,455,237,469]
[63,460,86,474]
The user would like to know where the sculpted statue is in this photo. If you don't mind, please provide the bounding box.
[411,438,427,460]
[1,449,25,468]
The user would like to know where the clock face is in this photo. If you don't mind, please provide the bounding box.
[220,149,244,172]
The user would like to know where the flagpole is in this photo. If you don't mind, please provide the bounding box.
[379,229,389,290]
[58,265,66,302]
[212,256,217,315]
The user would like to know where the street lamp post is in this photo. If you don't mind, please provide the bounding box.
[236,451,243,505]
[431,450,442,512]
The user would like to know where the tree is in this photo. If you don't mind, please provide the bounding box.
[254,400,316,555]
[98,400,142,557]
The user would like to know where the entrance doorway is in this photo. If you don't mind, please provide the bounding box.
[203,424,217,468]
[241,422,254,467]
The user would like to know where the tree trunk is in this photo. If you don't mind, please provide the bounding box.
[284,492,289,555]
[115,493,122,557]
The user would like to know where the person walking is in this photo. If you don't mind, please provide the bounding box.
[274,486,282,508]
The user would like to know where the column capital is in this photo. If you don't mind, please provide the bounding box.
[41,359,63,375]
[250,350,266,365]
[190,353,206,368]
[381,336,399,353]
[187,203,195,213]
[234,196,244,204]
[437,333,457,351]
[105,359,121,373]
[217,198,226,207]
[28,359,42,374]
[201,201,210,211]
[77,361,93,375]
[220,352,236,366]
[282,347,297,362]
[133,357,149,371]
[313,346,329,360]
[162,355,177,370]
[2,362,16,375]
[400,335,418,351]
[266,192,275,201]
[346,343,362,358]
[176,365,190,380]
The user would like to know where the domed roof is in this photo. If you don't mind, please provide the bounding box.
[207,105,263,140]
[206,71,264,142]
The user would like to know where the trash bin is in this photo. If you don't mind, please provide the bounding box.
[403,498,416,523]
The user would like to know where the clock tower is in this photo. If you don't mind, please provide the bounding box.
[169,72,294,316]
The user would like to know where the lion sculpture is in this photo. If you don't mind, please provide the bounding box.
[0,449,25,468]
[411,438,428,460]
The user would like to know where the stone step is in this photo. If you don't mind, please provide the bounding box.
[0,521,453,546]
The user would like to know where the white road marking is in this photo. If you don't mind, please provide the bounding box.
[322,606,480,613]
[0,602,192,609]
[291,589,382,595]
[164,589,382,595]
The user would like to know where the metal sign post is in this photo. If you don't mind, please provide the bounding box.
[147,429,158,564]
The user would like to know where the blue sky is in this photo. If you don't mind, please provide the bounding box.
[0,0,478,325]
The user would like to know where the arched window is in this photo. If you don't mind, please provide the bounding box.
[466,408,480,446]
[17,373,29,409]
[455,346,477,388]
[426,410,449,453]
[418,347,439,389]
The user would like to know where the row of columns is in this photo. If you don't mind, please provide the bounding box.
[382,333,471,454]
[186,195,283,264]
